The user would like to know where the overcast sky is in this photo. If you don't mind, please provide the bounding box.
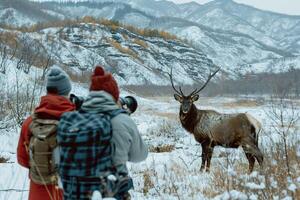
[169,0,300,15]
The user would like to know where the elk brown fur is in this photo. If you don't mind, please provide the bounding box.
[170,68,263,172]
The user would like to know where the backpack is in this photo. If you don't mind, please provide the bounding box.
[57,109,132,199]
[29,114,59,185]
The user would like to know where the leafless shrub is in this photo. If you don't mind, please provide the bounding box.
[40,53,52,80]
[265,93,299,175]
[0,43,9,74]
[39,38,55,80]
[0,32,18,74]
[0,156,9,163]
[17,37,43,74]
[6,71,42,125]
[148,119,180,139]
[0,87,7,120]
[210,143,300,199]
[142,169,155,195]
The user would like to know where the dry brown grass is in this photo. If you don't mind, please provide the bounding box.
[1,17,180,41]
[149,144,175,153]
[122,33,129,40]
[222,99,264,108]
[148,119,179,139]
[208,145,300,199]
[0,32,18,49]
[133,38,148,48]
[145,96,172,102]
[106,38,139,60]
[62,66,92,83]
[142,169,155,195]
[145,111,177,120]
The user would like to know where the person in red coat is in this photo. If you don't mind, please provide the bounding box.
[17,66,75,200]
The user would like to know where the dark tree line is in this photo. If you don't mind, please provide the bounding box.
[124,69,300,97]
[206,68,300,97]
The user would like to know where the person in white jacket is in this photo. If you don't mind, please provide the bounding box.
[80,65,148,199]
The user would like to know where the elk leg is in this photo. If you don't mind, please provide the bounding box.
[206,145,214,172]
[244,152,255,173]
[200,142,209,172]
[254,147,264,169]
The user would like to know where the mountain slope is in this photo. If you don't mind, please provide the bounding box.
[182,0,300,51]
[1,0,299,77]
[148,16,293,70]
[0,0,61,26]
[0,21,216,85]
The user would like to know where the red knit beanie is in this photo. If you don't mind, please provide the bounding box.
[90,66,120,101]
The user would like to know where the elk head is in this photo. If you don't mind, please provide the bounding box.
[169,67,220,114]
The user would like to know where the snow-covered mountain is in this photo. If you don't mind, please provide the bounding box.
[0,0,62,26]
[0,21,216,85]
[1,0,300,79]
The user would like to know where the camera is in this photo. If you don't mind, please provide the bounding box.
[70,94,84,110]
[119,96,138,114]
[70,94,138,114]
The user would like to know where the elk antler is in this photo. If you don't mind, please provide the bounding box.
[168,67,184,96]
[191,67,220,95]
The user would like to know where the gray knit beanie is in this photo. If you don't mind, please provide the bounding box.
[46,66,71,95]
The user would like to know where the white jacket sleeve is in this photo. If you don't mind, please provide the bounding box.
[111,113,148,165]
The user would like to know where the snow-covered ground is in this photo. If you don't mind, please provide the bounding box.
[0,56,299,199]
[0,83,299,199]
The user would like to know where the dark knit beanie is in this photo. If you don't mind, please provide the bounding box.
[90,66,120,101]
[46,66,72,95]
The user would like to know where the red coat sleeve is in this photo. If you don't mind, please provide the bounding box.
[17,117,33,168]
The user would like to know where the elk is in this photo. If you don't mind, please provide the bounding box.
[169,68,263,172]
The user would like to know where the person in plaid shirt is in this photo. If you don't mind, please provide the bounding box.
[59,66,148,199]
[84,66,148,175]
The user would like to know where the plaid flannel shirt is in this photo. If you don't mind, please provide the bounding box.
[57,110,128,199]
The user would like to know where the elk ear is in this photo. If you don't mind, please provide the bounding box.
[191,94,199,102]
[174,94,183,102]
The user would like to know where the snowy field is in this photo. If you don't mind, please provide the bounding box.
[0,88,299,199]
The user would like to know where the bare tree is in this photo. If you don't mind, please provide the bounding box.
[23,41,41,74]
[7,70,42,126]
[16,36,42,74]
[41,53,53,80]
[40,37,56,80]
[0,32,18,74]
[266,93,300,175]
[0,85,6,122]
[0,44,9,74]
[16,51,25,71]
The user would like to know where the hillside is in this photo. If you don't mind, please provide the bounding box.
[0,0,299,76]
[0,19,216,85]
